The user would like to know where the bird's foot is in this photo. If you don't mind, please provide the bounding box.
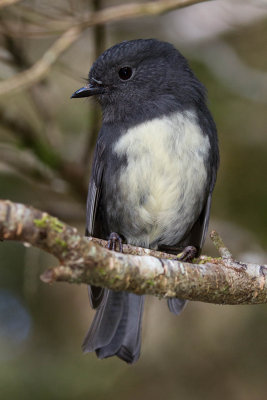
[177,246,197,262]
[107,232,123,252]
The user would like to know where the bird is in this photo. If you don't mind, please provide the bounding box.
[71,38,219,364]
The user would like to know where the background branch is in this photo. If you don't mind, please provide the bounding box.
[0,200,266,305]
[0,26,82,96]
[0,0,21,9]
[0,0,207,96]
[82,0,106,166]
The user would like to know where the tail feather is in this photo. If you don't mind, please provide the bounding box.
[83,290,144,364]
[82,290,124,352]
[167,298,188,315]
[88,285,105,309]
[114,293,144,363]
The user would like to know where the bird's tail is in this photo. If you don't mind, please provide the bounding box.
[167,298,188,315]
[82,290,144,364]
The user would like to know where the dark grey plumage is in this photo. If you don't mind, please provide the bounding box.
[72,39,219,364]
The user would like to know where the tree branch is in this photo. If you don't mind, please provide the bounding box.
[82,0,106,166]
[0,26,82,96]
[0,0,21,9]
[74,0,209,32]
[0,0,208,96]
[0,200,266,305]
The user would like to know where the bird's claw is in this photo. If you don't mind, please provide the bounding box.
[177,246,197,262]
[107,232,123,253]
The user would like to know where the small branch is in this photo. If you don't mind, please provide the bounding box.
[79,0,208,28]
[0,200,267,305]
[0,105,87,198]
[92,0,106,58]
[26,0,210,33]
[0,14,64,147]
[0,26,81,96]
[0,0,207,96]
[0,106,41,148]
[82,0,106,166]
[0,0,21,9]
[0,143,55,185]
[210,230,233,260]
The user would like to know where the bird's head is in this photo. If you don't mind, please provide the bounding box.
[71,39,205,123]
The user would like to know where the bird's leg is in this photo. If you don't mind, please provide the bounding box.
[158,243,198,262]
[107,232,123,252]
[177,246,197,262]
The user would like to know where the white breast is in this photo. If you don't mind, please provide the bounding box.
[113,110,210,247]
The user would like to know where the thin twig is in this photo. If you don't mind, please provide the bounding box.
[210,230,233,260]
[0,26,81,96]
[18,0,210,33]
[82,0,105,166]
[0,0,21,9]
[0,106,88,198]
[0,15,63,147]
[0,0,208,95]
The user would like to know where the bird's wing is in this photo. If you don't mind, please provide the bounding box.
[85,137,105,238]
[84,133,145,364]
[165,193,212,315]
[85,136,107,309]
[157,163,216,256]
[159,107,219,256]
[179,190,212,253]
[164,109,219,315]
[181,106,219,253]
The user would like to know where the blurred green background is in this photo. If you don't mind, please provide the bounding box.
[0,1,267,399]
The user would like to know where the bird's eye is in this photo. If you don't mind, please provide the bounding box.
[118,66,133,81]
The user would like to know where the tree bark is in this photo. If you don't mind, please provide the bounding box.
[1,200,267,305]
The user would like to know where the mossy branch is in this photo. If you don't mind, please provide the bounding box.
[1,200,267,305]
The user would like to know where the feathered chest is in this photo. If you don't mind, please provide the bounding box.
[105,110,210,247]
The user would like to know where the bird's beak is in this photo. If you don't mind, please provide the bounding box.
[71,84,105,99]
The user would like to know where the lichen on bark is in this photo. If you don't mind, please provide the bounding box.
[1,200,267,305]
